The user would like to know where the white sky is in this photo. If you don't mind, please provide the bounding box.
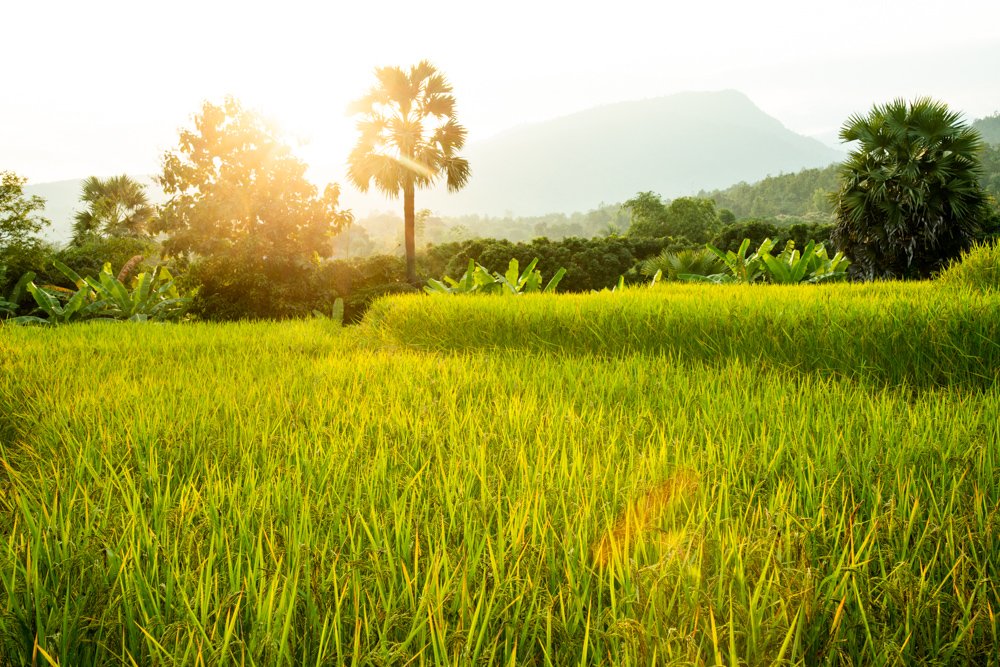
[4,0,1000,192]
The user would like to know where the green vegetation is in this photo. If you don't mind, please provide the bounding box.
[156,97,351,321]
[15,260,189,325]
[640,247,725,280]
[2,281,998,664]
[348,61,470,285]
[939,240,1000,292]
[425,257,565,295]
[71,175,156,244]
[4,90,1000,664]
[973,112,1000,146]
[424,235,674,293]
[833,98,991,279]
[369,283,998,388]
[700,164,839,220]
[677,239,849,285]
[623,193,723,243]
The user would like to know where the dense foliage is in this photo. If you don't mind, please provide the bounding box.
[973,112,1000,145]
[14,260,189,324]
[833,98,990,279]
[709,218,835,253]
[155,98,350,319]
[425,257,565,295]
[623,193,723,242]
[71,175,155,243]
[424,235,675,292]
[700,164,839,219]
[0,171,50,298]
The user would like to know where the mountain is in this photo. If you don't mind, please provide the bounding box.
[23,91,845,241]
[411,90,844,216]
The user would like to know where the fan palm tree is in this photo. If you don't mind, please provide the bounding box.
[347,61,471,285]
[72,175,155,244]
[832,98,989,279]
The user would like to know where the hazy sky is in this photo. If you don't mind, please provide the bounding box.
[4,0,1000,190]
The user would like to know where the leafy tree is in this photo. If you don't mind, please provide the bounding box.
[156,98,350,319]
[71,175,155,243]
[832,98,990,279]
[624,193,722,243]
[0,171,48,250]
[348,61,471,285]
[158,97,347,260]
[0,171,51,298]
[621,192,667,236]
[711,219,780,253]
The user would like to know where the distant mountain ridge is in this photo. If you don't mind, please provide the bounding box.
[23,90,866,240]
[418,90,844,216]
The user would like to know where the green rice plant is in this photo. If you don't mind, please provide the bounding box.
[0,319,997,664]
[939,240,1000,292]
[369,282,1000,388]
[640,247,726,280]
[425,257,566,295]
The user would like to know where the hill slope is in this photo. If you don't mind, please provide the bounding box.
[428,90,843,216]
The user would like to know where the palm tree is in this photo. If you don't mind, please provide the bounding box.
[72,175,155,244]
[832,98,989,279]
[347,61,471,285]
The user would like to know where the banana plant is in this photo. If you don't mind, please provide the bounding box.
[83,262,190,321]
[804,245,851,283]
[15,260,190,325]
[495,258,567,294]
[0,271,35,318]
[680,238,776,283]
[760,240,851,284]
[426,258,566,295]
[14,281,103,325]
[312,297,345,325]
[679,238,850,284]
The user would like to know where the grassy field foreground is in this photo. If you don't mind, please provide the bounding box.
[1,284,999,665]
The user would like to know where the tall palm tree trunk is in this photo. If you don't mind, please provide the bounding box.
[403,180,416,285]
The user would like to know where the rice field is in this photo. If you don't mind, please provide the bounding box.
[1,283,998,665]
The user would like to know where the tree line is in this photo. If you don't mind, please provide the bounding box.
[3,78,999,323]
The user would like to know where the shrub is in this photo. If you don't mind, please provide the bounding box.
[187,252,338,321]
[432,236,678,292]
[15,260,191,325]
[426,258,565,295]
[640,248,726,280]
[51,236,159,286]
